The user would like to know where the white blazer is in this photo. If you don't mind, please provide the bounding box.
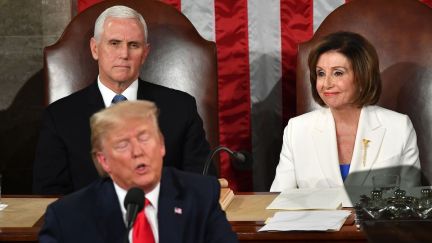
[270,106,421,192]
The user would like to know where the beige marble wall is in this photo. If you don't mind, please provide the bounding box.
[0,0,74,194]
[0,0,72,109]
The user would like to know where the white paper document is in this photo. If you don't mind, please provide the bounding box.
[266,188,349,210]
[0,203,8,211]
[259,210,351,232]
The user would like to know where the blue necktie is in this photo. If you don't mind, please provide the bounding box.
[111,94,127,104]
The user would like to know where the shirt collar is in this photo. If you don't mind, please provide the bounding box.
[97,76,139,107]
[113,181,160,224]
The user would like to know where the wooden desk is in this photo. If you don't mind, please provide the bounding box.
[0,196,57,242]
[225,192,367,242]
[0,194,367,242]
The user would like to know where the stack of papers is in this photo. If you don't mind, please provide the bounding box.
[261,188,353,232]
[259,210,351,232]
[266,187,360,210]
[266,188,346,210]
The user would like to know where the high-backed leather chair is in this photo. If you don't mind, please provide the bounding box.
[43,0,218,149]
[296,0,432,185]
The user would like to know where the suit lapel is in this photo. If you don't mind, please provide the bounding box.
[137,79,155,101]
[312,108,343,187]
[86,81,105,114]
[158,169,185,243]
[94,178,126,243]
[346,106,385,186]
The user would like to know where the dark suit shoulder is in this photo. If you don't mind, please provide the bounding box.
[49,178,109,212]
[138,80,196,103]
[162,167,219,195]
[45,82,101,113]
[40,178,126,243]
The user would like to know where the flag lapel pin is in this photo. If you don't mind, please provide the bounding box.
[174,207,182,215]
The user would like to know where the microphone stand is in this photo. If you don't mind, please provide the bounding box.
[203,145,251,175]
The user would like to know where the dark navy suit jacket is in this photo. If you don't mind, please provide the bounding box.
[39,168,237,243]
[33,80,213,195]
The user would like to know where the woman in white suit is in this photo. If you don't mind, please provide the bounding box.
[270,31,421,192]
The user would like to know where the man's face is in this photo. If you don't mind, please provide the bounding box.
[90,17,149,90]
[96,117,165,192]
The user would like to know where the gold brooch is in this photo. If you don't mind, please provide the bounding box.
[362,139,370,167]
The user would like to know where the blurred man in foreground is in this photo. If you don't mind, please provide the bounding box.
[39,100,237,243]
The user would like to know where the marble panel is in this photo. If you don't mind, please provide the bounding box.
[0,36,43,110]
[42,0,72,36]
[0,0,43,36]
[0,0,73,194]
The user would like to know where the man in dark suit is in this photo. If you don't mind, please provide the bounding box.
[33,5,214,195]
[39,100,237,243]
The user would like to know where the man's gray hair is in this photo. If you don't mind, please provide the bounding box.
[93,5,148,43]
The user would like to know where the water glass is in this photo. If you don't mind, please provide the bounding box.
[372,174,400,197]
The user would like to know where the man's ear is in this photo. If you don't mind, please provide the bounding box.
[141,43,150,65]
[90,37,99,60]
[96,151,111,173]
[159,132,166,157]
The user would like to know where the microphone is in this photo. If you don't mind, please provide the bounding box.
[202,145,253,175]
[124,187,145,233]
[231,150,253,171]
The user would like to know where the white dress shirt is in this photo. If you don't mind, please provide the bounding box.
[114,182,160,243]
[97,77,138,107]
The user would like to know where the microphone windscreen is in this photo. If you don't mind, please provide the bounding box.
[232,150,253,170]
[232,151,246,162]
[124,187,145,211]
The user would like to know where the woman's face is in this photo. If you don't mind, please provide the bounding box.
[315,51,357,111]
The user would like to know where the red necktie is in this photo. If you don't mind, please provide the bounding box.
[132,199,155,243]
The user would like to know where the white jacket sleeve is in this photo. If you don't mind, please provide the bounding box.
[270,120,298,191]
